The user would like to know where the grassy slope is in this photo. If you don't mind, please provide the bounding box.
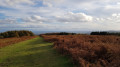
[0,37,73,67]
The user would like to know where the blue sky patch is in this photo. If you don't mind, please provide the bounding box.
[0,6,16,11]
[0,13,9,19]
[33,1,46,7]
[17,18,23,23]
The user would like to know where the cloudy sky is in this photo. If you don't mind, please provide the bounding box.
[0,0,120,32]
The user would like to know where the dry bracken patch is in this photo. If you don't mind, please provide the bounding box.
[42,35,120,67]
[0,36,37,48]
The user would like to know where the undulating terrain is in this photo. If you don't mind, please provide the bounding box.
[0,0,120,67]
[0,30,120,67]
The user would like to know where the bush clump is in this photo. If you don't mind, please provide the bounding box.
[0,30,35,38]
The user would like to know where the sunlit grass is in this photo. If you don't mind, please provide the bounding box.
[0,37,73,67]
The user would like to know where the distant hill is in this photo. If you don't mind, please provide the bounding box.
[107,30,120,33]
[32,31,91,35]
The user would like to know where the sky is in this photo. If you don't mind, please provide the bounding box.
[0,0,120,32]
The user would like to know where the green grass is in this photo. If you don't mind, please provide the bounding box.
[0,37,74,67]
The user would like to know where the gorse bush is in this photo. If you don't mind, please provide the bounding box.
[42,35,120,67]
[0,30,34,38]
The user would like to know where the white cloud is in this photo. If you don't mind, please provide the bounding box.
[55,12,93,22]
[117,2,120,5]
[0,0,120,31]
[112,13,118,17]
[22,15,48,23]
[104,13,120,23]
[112,13,120,18]
[43,1,53,7]
[0,18,17,24]
[0,0,34,7]
[22,12,93,23]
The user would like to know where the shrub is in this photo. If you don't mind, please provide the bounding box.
[0,30,35,38]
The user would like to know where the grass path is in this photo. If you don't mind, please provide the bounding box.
[0,37,74,67]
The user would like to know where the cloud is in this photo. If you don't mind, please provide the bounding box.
[22,15,48,23]
[0,18,17,24]
[96,13,120,23]
[55,12,93,22]
[0,0,120,31]
[43,1,53,7]
[0,0,34,7]
[21,12,93,23]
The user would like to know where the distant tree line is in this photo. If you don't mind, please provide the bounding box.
[0,30,35,39]
[91,31,120,36]
[42,32,76,35]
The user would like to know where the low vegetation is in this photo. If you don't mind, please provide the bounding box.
[0,36,36,48]
[0,30,35,39]
[42,35,120,67]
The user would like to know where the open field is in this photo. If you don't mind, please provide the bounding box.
[0,37,74,67]
[42,35,120,67]
[0,36,36,48]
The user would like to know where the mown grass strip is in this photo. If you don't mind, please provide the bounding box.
[0,37,73,67]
